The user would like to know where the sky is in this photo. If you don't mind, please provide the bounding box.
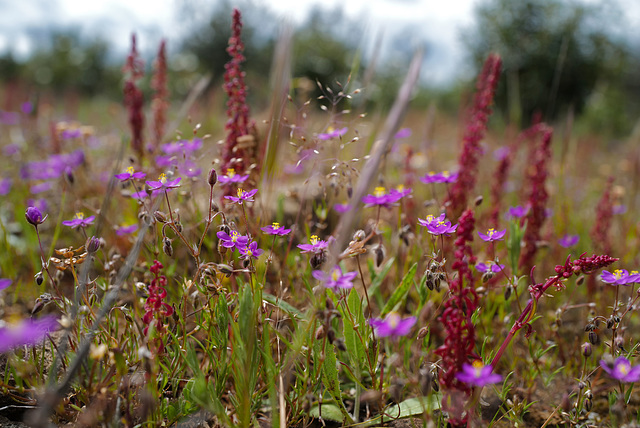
[0,0,637,86]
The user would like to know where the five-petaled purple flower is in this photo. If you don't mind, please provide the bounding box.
[0,279,11,290]
[62,212,95,229]
[218,168,249,184]
[456,361,503,387]
[417,213,445,228]
[217,230,249,250]
[146,173,182,191]
[600,357,640,382]
[25,206,47,226]
[368,312,417,338]
[261,222,291,236]
[558,234,579,248]
[475,262,505,273]
[0,315,58,353]
[297,235,328,254]
[422,217,457,236]
[420,170,458,184]
[601,269,640,286]
[312,265,357,289]
[506,205,528,219]
[334,203,351,213]
[239,240,264,260]
[362,186,407,208]
[478,228,506,242]
[116,224,138,236]
[115,166,147,181]
[318,127,348,140]
[224,188,258,205]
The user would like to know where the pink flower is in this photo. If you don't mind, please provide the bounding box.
[62,212,95,229]
[456,361,502,387]
[114,166,146,181]
[238,240,263,260]
[362,186,407,208]
[0,316,58,353]
[478,228,506,242]
[600,357,640,382]
[312,265,357,289]
[224,188,258,204]
[146,173,181,191]
[297,235,328,254]
[218,168,249,184]
[260,222,291,236]
[368,312,416,338]
[217,230,249,250]
[318,127,347,140]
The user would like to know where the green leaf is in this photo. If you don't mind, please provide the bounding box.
[343,288,367,368]
[381,262,417,315]
[309,404,344,422]
[263,293,303,319]
[322,345,354,425]
[384,395,441,419]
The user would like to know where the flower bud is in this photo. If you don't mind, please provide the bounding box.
[474,195,483,206]
[310,251,327,269]
[417,326,429,340]
[216,264,234,276]
[154,211,168,224]
[86,236,101,254]
[373,244,385,268]
[581,342,592,357]
[353,230,365,241]
[25,206,46,226]
[163,237,173,257]
[588,330,599,345]
[207,168,217,187]
[35,271,44,286]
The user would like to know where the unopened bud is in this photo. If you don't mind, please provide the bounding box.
[310,251,327,269]
[417,326,429,340]
[588,331,599,345]
[86,236,101,254]
[482,272,494,283]
[576,275,585,286]
[374,244,385,268]
[504,284,513,300]
[474,195,483,206]
[581,342,592,357]
[217,264,234,276]
[315,325,326,340]
[35,271,44,286]
[353,230,365,241]
[207,168,217,187]
[163,237,173,257]
[154,211,168,223]
[64,167,74,185]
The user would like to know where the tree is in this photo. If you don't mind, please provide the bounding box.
[464,0,629,126]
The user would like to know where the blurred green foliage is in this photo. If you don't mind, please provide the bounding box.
[465,0,637,135]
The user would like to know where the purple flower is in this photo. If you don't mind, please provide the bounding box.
[417,213,446,228]
[420,170,458,184]
[493,146,510,161]
[115,166,146,181]
[0,178,11,195]
[601,269,639,286]
[318,127,347,140]
[600,357,640,382]
[297,235,328,254]
[390,185,412,199]
[239,240,264,260]
[0,279,12,290]
[224,188,258,205]
[131,190,149,200]
[146,173,181,191]
[116,224,138,236]
[21,101,33,115]
[312,265,358,289]
[475,262,505,273]
[217,230,249,250]
[0,315,58,353]
[456,361,502,387]
[62,212,95,229]
[558,234,579,248]
[29,182,53,194]
[369,312,416,338]
[333,203,351,213]
[362,186,405,208]
[261,222,291,236]
[478,228,506,242]
[218,168,249,184]
[506,205,528,219]
[394,128,412,139]
[160,138,202,155]
[25,206,47,226]
[613,204,627,215]
[421,216,457,236]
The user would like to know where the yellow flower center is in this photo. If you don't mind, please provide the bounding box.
[428,171,435,176]
[442,170,450,177]
[614,269,624,279]
[75,212,84,219]
[310,235,319,245]
[396,184,405,192]
[126,166,135,174]
[237,188,244,198]
[331,269,340,281]
[487,228,495,237]
[437,221,445,226]
[246,249,253,257]
[227,168,236,177]
[272,222,280,228]
[374,187,386,197]
[472,360,484,377]
[620,362,630,375]
[387,312,400,329]
[158,173,167,184]
[231,231,239,242]
[632,271,638,275]
[426,215,435,223]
